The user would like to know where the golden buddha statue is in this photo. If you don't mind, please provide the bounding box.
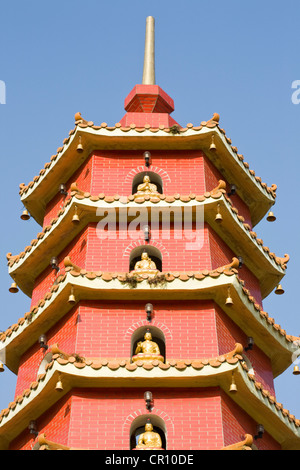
[132,330,164,363]
[134,175,160,198]
[136,422,163,450]
[131,252,159,276]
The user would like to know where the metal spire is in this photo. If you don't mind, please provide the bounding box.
[142,16,155,85]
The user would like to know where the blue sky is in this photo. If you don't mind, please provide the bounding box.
[1,0,300,429]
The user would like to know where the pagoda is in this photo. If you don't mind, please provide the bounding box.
[1,16,300,451]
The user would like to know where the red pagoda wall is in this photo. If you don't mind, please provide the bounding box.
[12,143,280,450]
[204,157,252,227]
[209,227,262,305]
[43,150,252,230]
[14,298,275,400]
[14,306,78,398]
[221,391,281,450]
[90,150,206,196]
[9,394,72,451]
[43,155,94,228]
[30,227,89,307]
[30,221,262,309]
[9,388,281,450]
[216,306,275,395]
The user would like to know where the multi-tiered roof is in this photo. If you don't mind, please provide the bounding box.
[0,17,299,450]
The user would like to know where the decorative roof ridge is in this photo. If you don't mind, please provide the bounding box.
[221,434,253,450]
[37,431,254,450]
[0,344,246,424]
[1,344,300,434]
[0,263,235,344]
[8,181,224,269]
[8,182,289,272]
[37,433,72,451]
[65,264,295,341]
[1,262,298,349]
[69,181,286,270]
[47,342,244,371]
[36,431,254,451]
[18,112,276,201]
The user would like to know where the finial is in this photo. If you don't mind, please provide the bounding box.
[142,16,155,85]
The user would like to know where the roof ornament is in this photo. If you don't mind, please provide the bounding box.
[74,112,88,124]
[275,253,290,269]
[142,16,155,85]
[202,113,220,128]
[63,256,81,273]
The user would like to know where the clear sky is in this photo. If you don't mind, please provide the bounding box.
[0,0,300,431]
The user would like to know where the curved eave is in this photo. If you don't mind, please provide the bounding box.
[1,272,296,378]
[8,194,287,298]
[20,124,276,227]
[0,360,299,450]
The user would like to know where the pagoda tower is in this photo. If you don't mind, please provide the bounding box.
[1,16,300,451]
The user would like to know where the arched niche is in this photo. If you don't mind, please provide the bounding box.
[131,325,166,363]
[130,414,166,450]
[129,245,162,272]
[132,171,163,195]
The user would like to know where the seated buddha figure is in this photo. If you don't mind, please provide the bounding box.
[131,252,159,276]
[134,175,160,199]
[132,330,164,363]
[135,422,163,450]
